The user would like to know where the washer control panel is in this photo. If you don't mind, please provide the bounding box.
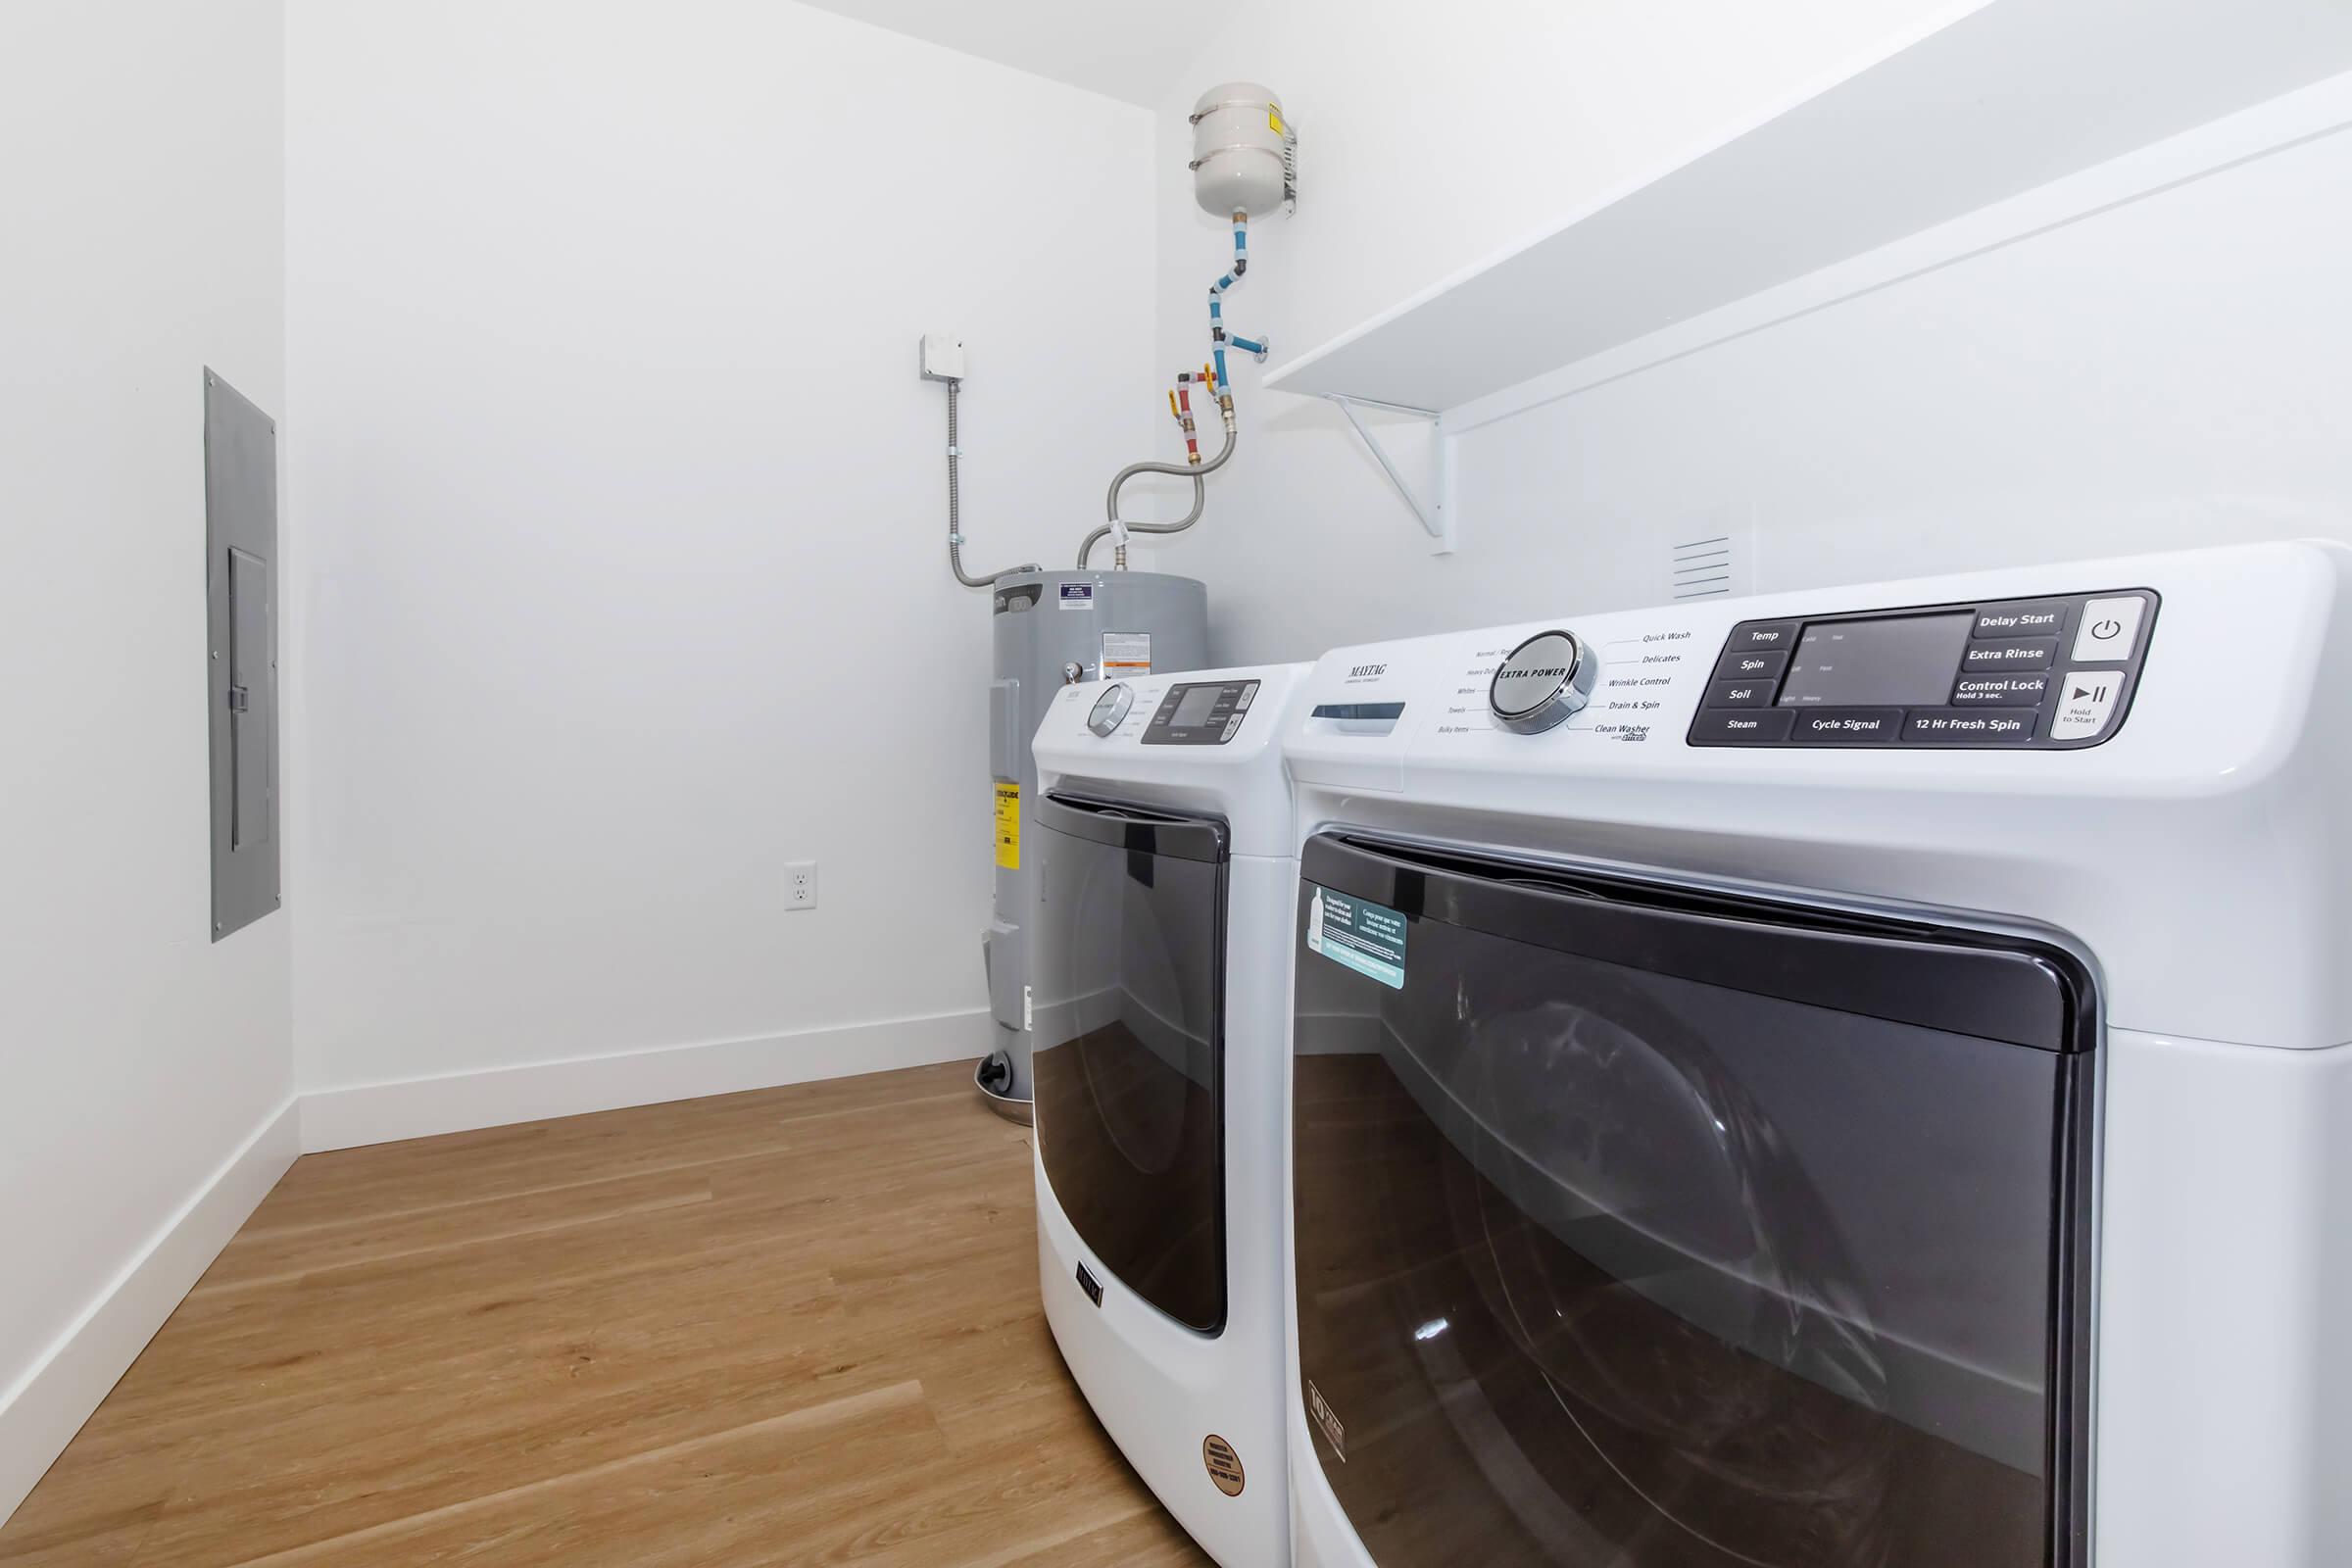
[1689,588,2159,749]
[1142,679,1262,746]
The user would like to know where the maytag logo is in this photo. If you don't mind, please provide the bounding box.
[1348,663,1386,679]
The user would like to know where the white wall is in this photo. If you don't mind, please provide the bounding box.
[1135,2,2352,661]
[0,0,293,1520]
[285,0,1159,1112]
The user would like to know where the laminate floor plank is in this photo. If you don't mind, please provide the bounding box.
[0,1060,1212,1568]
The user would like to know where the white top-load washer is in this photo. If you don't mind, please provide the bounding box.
[1030,662,1312,1567]
[1277,540,2352,1568]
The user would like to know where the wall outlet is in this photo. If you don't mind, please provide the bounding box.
[787,860,818,910]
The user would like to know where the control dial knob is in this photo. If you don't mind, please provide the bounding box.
[1489,629,1598,734]
[1087,683,1134,737]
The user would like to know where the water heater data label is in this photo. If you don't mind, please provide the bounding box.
[1101,632,1152,676]
[1058,582,1095,610]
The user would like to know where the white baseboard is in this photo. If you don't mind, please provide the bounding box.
[0,1096,299,1526]
[298,1006,994,1153]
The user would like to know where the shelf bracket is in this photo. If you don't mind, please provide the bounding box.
[1327,395,1455,555]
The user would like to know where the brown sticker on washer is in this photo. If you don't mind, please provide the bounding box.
[1202,1434,1246,1496]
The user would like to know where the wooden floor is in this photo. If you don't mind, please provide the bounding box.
[0,1061,1213,1567]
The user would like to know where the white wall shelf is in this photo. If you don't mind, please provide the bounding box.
[1266,0,2352,431]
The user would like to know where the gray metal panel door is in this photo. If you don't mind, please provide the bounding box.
[206,369,279,940]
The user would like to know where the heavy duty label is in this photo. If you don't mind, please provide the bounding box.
[1202,1435,1246,1496]
[993,781,1020,870]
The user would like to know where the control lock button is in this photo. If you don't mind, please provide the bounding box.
[1690,709,1795,743]
[2074,597,2147,662]
[1713,648,1789,683]
[1952,673,2051,706]
[1960,639,2058,672]
[1789,708,1903,743]
[1903,709,2037,744]
[1706,679,1777,708]
[2051,671,2125,740]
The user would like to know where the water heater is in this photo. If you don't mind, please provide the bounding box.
[980,571,1209,1111]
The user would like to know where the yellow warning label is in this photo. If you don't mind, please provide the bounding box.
[994,781,1020,870]
[1268,108,1286,136]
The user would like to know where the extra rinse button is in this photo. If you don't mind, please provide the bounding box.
[2073,597,2147,661]
[1961,639,2058,672]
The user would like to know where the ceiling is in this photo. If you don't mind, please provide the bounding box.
[793,0,1241,108]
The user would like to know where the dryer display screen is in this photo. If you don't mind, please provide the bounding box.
[1144,680,1260,746]
[1778,612,1974,708]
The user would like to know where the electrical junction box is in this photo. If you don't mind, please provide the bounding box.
[919,333,965,382]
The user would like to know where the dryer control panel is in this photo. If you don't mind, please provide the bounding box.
[1142,678,1262,746]
[1690,588,2158,749]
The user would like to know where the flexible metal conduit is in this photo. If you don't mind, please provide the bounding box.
[944,378,1038,587]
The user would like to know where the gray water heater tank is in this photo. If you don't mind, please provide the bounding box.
[980,569,1210,1112]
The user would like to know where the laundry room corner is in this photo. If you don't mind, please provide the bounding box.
[279,0,1167,1140]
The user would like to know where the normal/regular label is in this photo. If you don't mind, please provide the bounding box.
[1101,632,1152,676]
[1306,887,1405,989]
[993,781,1020,869]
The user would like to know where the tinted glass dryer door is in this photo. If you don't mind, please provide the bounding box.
[1034,794,1229,1334]
[1291,833,2095,1568]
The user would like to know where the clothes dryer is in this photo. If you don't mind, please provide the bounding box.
[1031,662,1312,1566]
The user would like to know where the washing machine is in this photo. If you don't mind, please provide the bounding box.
[1278,540,2352,1568]
[1030,661,1312,1567]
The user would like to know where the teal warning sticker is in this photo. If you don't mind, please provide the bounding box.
[1306,886,1406,990]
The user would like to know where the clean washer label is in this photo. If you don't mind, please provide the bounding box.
[1306,887,1406,990]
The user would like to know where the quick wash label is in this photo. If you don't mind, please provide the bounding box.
[1306,887,1406,990]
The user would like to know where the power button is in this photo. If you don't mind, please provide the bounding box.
[2073,597,2146,662]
